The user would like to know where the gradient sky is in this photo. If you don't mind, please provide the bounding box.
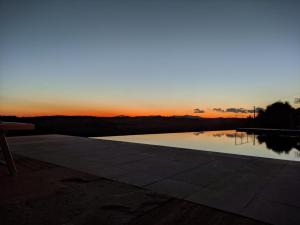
[1,0,300,117]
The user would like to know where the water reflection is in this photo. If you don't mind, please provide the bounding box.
[193,131,204,136]
[234,132,252,145]
[226,133,236,138]
[193,130,300,155]
[97,130,300,161]
[256,135,300,153]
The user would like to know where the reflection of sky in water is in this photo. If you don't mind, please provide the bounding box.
[94,130,300,162]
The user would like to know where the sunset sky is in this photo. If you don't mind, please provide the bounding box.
[1,0,300,118]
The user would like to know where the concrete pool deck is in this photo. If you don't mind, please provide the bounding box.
[8,134,300,225]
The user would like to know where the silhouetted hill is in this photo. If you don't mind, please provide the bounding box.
[0,116,249,137]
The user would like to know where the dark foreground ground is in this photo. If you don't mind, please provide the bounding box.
[0,155,266,225]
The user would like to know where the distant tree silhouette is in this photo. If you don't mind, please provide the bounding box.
[256,102,298,129]
[296,108,300,129]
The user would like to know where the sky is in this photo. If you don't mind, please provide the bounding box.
[1,0,300,118]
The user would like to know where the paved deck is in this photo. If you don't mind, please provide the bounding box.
[0,155,267,225]
[8,134,300,225]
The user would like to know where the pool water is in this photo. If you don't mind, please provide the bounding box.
[94,130,300,161]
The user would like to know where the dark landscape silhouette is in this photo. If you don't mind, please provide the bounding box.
[254,101,300,129]
[1,101,299,137]
[0,115,249,137]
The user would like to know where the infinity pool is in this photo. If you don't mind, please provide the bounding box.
[94,130,300,161]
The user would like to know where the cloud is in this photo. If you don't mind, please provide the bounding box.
[255,107,264,112]
[226,107,264,113]
[212,107,264,114]
[193,108,205,113]
[225,108,250,113]
[247,107,264,113]
[213,108,225,112]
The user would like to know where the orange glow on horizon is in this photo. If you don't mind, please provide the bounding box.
[0,96,253,118]
[0,106,252,118]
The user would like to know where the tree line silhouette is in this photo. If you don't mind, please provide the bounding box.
[254,101,300,129]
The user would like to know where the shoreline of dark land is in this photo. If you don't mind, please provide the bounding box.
[0,115,250,137]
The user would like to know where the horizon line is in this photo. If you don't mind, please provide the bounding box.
[0,114,251,119]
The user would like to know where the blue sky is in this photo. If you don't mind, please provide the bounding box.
[1,0,299,117]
